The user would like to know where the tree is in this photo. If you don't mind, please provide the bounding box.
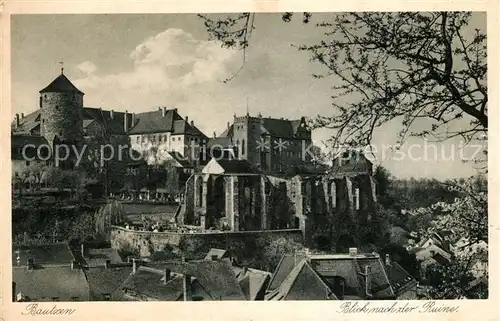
[200,12,487,151]
[408,175,487,298]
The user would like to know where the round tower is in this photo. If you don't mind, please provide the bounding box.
[39,68,84,147]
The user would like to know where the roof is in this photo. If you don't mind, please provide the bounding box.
[83,248,124,267]
[40,73,84,94]
[207,137,233,149]
[13,243,76,267]
[167,151,194,168]
[172,120,206,137]
[127,109,180,135]
[223,116,309,139]
[202,158,259,175]
[82,107,133,135]
[11,135,48,149]
[204,248,229,261]
[385,262,417,295]
[161,260,246,300]
[116,266,184,301]
[268,253,306,292]
[85,265,134,300]
[13,266,90,301]
[265,259,336,300]
[309,254,395,299]
[233,267,271,300]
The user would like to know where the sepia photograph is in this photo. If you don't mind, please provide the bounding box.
[9,12,488,303]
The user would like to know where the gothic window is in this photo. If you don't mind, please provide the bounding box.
[354,187,360,210]
[242,139,245,155]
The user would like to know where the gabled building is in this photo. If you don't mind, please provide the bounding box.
[217,113,312,172]
[12,243,90,302]
[265,249,414,300]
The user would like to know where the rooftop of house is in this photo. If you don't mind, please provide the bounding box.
[268,251,396,300]
[114,265,185,301]
[12,243,76,267]
[221,115,310,140]
[202,158,260,175]
[233,266,272,301]
[84,265,134,301]
[204,248,230,261]
[384,262,417,295]
[39,73,84,94]
[265,258,337,301]
[13,265,90,302]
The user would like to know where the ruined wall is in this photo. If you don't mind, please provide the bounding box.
[110,226,303,259]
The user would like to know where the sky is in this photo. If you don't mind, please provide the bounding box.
[11,13,487,180]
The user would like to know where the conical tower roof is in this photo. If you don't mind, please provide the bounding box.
[39,73,84,94]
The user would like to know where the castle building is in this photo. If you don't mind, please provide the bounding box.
[215,114,313,172]
[11,71,207,177]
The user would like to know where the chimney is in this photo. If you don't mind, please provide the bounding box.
[385,254,391,266]
[213,131,216,138]
[15,114,20,128]
[132,113,136,126]
[183,274,192,301]
[190,120,194,127]
[124,110,129,132]
[173,108,178,114]
[21,113,24,119]
[132,258,138,274]
[163,106,167,117]
[110,110,114,119]
[12,282,16,302]
[241,265,248,276]
[364,266,372,296]
[105,259,111,269]
[163,268,171,284]
[227,122,230,129]
[349,248,358,257]
[185,116,189,123]
[71,260,79,270]
[26,258,34,270]
[211,255,218,261]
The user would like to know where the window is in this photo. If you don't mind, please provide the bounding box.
[102,293,111,301]
[242,139,245,155]
[354,187,360,210]
[194,138,198,142]
[55,105,59,110]
[25,161,30,166]
[52,297,60,301]
[152,135,156,142]
[136,136,140,144]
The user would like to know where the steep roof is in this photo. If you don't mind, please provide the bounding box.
[116,266,184,301]
[160,260,246,300]
[202,158,259,175]
[172,120,206,137]
[13,243,76,267]
[268,253,306,292]
[266,259,336,300]
[207,137,233,149]
[309,255,394,299]
[13,266,90,301]
[384,262,417,296]
[127,109,180,135]
[167,151,194,168]
[40,74,84,94]
[233,266,271,301]
[85,265,134,300]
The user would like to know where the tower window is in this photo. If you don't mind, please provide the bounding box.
[242,139,245,156]
[55,105,59,110]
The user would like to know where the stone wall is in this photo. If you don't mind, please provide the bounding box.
[110,226,303,259]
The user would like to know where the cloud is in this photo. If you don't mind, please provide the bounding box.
[76,61,98,75]
[74,28,240,112]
